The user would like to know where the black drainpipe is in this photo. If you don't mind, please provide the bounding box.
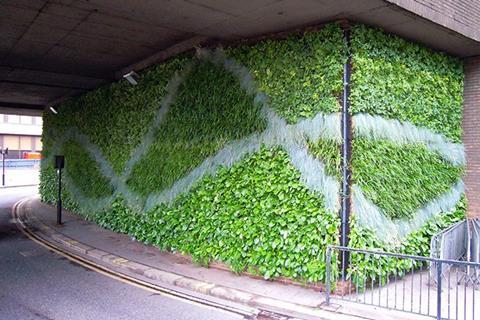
[340,24,352,280]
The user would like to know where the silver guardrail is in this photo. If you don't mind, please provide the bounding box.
[325,245,480,320]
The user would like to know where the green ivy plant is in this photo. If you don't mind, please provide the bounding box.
[39,165,79,211]
[127,59,267,196]
[350,25,464,142]
[228,23,347,123]
[348,199,466,285]
[42,56,189,174]
[63,140,114,198]
[98,147,340,282]
[39,22,466,285]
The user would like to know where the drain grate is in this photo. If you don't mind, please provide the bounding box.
[250,310,291,320]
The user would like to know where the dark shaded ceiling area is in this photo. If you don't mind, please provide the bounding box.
[1,0,480,114]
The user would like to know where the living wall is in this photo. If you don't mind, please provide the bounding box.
[347,25,465,279]
[40,22,465,284]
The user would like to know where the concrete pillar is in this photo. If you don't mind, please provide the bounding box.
[462,56,480,219]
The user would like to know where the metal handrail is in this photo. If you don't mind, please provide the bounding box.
[329,245,480,267]
[325,245,480,320]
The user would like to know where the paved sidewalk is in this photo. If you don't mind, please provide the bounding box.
[16,197,424,320]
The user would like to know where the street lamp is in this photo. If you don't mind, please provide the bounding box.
[1,148,8,187]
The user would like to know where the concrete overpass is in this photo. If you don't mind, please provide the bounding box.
[1,0,480,116]
[2,0,480,218]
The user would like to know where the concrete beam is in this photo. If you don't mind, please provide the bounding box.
[386,0,480,43]
[0,66,108,89]
[0,103,43,116]
[116,36,209,78]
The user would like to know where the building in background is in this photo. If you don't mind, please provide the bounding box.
[0,114,42,159]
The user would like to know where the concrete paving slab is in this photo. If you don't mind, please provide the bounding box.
[28,198,325,308]
[20,197,412,320]
[143,268,182,285]
[86,248,109,260]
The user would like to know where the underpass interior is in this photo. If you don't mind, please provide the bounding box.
[1,1,480,320]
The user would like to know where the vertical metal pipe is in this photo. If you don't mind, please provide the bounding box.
[428,264,432,315]
[448,267,451,319]
[456,269,459,320]
[420,264,423,314]
[395,258,398,309]
[57,168,62,225]
[2,153,5,186]
[379,260,382,306]
[411,264,414,312]
[356,271,360,302]
[464,280,467,320]
[472,274,475,320]
[437,261,443,320]
[340,24,352,281]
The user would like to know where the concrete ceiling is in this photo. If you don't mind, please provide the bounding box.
[1,0,480,115]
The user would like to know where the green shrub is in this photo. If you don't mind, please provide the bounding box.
[307,138,342,178]
[348,199,466,284]
[39,165,79,212]
[96,147,340,282]
[228,23,346,123]
[350,25,464,142]
[39,22,466,285]
[46,56,189,173]
[63,140,114,198]
[352,139,463,219]
[127,60,267,196]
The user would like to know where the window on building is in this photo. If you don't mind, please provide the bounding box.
[4,135,19,149]
[7,115,20,123]
[34,117,43,126]
[20,136,33,151]
[35,137,42,151]
[20,116,32,125]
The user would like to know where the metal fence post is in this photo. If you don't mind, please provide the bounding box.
[325,246,332,305]
[436,260,442,320]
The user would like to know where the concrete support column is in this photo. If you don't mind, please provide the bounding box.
[462,56,480,219]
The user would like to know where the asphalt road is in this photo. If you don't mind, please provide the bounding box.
[0,187,245,320]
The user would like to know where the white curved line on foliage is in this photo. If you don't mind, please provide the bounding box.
[47,47,464,244]
[45,63,195,212]
[145,107,342,212]
[353,113,465,166]
[49,49,342,214]
[121,63,195,181]
[352,180,464,243]
[44,128,144,211]
[144,132,264,209]
[196,49,258,96]
[63,174,115,215]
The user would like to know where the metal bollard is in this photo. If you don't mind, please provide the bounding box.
[325,246,332,305]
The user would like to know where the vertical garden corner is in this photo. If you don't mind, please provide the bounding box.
[40,22,466,284]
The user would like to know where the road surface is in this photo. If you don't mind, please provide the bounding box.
[0,186,246,320]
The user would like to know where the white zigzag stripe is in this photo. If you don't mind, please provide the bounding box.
[353,113,465,166]
[352,181,464,243]
[44,48,465,243]
[145,107,342,211]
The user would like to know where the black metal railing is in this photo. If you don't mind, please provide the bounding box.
[325,245,480,320]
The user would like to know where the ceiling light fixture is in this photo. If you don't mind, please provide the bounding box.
[123,71,139,85]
